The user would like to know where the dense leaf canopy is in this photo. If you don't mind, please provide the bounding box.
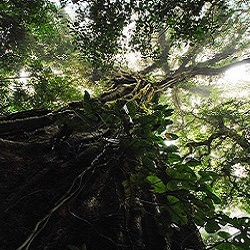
[60,0,232,65]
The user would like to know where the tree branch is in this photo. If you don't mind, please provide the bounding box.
[191,58,250,76]
[140,33,172,75]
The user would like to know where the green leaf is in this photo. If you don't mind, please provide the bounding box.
[166,180,179,191]
[147,175,161,184]
[205,220,221,233]
[194,209,206,226]
[236,217,250,226]
[167,153,181,163]
[167,195,180,204]
[207,191,221,204]
[202,196,215,212]
[166,180,191,191]
[147,175,167,193]
[168,202,188,225]
[167,165,197,182]
[126,101,136,118]
[83,90,91,102]
[198,184,221,204]
[154,182,167,193]
[199,170,220,183]
[165,145,178,153]
[233,234,250,247]
[163,109,174,117]
[142,156,156,171]
[215,242,236,250]
[218,231,231,239]
[185,159,201,167]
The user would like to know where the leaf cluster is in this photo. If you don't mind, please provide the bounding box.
[61,0,232,67]
[0,0,57,71]
[73,92,249,249]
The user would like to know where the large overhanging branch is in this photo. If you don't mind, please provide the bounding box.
[198,24,248,65]
[139,17,249,82]
[194,47,238,69]
[190,58,250,76]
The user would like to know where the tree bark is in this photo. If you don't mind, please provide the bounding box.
[0,79,204,250]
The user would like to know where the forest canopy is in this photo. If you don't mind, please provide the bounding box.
[0,1,249,250]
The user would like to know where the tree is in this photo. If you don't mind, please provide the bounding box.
[0,1,249,250]
[0,0,58,72]
[167,86,250,247]
[0,0,92,113]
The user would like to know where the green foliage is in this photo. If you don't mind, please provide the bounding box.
[71,94,246,249]
[147,175,167,194]
[166,87,250,249]
[0,1,94,114]
[0,0,57,72]
[61,0,231,66]
[174,97,250,209]
[0,1,249,249]
[0,75,83,114]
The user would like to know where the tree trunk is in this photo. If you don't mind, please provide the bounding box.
[0,78,204,250]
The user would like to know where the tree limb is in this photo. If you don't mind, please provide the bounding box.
[140,33,172,75]
[191,58,250,76]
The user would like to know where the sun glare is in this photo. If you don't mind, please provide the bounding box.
[224,64,250,83]
[50,0,77,19]
[19,69,29,78]
[216,63,250,98]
